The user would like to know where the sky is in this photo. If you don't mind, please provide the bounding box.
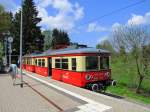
[0,0,150,47]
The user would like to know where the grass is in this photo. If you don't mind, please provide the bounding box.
[108,56,150,104]
[107,85,150,104]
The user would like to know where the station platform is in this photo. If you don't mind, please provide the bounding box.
[22,70,150,112]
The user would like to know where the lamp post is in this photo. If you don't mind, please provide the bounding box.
[4,37,7,66]
[20,0,23,88]
[2,31,10,66]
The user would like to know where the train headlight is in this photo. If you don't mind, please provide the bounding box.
[85,74,91,80]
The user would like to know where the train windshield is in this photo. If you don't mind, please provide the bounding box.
[100,57,109,69]
[86,56,98,71]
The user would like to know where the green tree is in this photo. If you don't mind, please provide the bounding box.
[51,28,70,49]
[43,30,53,50]
[0,5,12,61]
[0,5,12,40]
[113,24,150,93]
[11,0,44,55]
[0,42,3,60]
[96,40,115,54]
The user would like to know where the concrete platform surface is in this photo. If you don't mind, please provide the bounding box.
[0,72,112,112]
[0,74,57,112]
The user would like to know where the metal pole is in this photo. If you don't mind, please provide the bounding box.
[20,0,23,88]
[9,43,11,66]
[5,38,7,66]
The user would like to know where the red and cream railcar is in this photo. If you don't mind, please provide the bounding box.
[23,47,116,91]
[23,57,35,72]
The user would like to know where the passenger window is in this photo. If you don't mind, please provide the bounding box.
[100,57,109,69]
[30,58,31,65]
[22,59,24,64]
[72,58,76,71]
[55,59,61,68]
[28,58,30,65]
[27,58,29,65]
[62,59,68,69]
[86,56,98,70]
[35,59,37,65]
[38,59,41,66]
[42,59,45,67]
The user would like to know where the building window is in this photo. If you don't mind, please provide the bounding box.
[100,57,109,69]
[42,59,45,67]
[62,58,68,69]
[72,58,76,71]
[86,56,98,70]
[55,59,61,68]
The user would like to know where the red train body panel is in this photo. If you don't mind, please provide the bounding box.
[52,69,111,87]
[35,66,48,77]
[22,64,26,70]
[25,65,35,72]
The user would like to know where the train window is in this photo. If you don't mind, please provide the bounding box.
[72,58,76,71]
[29,58,31,65]
[28,58,30,65]
[27,58,29,65]
[62,58,68,69]
[86,56,98,70]
[100,57,109,69]
[42,59,45,67]
[22,59,24,64]
[38,59,41,66]
[35,59,37,65]
[55,59,61,68]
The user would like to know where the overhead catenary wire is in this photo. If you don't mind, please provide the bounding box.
[78,0,147,27]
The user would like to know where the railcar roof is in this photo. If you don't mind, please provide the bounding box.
[23,47,110,57]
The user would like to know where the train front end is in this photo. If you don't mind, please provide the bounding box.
[81,55,116,91]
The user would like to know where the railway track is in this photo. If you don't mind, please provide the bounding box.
[24,81,64,112]
[98,91,124,99]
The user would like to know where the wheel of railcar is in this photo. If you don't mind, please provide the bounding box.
[91,84,99,91]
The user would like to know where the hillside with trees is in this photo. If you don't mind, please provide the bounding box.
[43,29,70,50]
[51,28,70,49]
[97,24,150,104]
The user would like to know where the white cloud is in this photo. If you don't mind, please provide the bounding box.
[0,0,84,31]
[97,36,108,43]
[74,3,84,20]
[87,22,108,32]
[112,22,121,29]
[38,0,52,8]
[0,0,19,14]
[0,0,16,10]
[37,0,84,31]
[127,12,150,25]
[111,11,150,31]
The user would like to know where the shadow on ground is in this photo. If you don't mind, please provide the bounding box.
[0,72,9,76]
[99,92,124,99]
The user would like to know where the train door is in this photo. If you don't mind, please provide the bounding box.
[48,58,52,76]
